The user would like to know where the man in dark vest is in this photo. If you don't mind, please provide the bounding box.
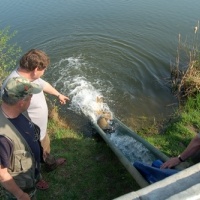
[0,77,43,200]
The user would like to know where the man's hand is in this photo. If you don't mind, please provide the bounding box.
[160,157,181,169]
[17,192,30,200]
[58,94,70,104]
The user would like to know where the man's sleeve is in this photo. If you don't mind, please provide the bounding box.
[36,78,47,89]
[0,136,13,168]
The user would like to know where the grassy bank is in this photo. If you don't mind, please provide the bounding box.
[138,93,200,158]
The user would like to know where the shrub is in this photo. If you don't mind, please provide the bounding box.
[0,26,21,85]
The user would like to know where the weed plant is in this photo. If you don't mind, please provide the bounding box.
[171,21,200,101]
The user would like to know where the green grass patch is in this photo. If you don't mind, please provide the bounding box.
[138,94,200,158]
[37,119,140,200]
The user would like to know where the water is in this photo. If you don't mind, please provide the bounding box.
[50,55,155,162]
[109,131,156,164]
[0,0,199,130]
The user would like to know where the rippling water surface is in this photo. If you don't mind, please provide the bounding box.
[0,0,200,131]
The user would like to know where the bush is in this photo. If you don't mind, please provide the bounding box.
[0,26,21,85]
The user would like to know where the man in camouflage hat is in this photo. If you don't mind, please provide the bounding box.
[0,77,42,200]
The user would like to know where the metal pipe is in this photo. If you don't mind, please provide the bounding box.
[114,118,169,162]
[91,120,149,188]
[114,118,190,170]
[92,117,189,188]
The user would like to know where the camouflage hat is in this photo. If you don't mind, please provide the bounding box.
[2,77,42,101]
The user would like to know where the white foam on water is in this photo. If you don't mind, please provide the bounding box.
[68,77,111,121]
[109,131,155,164]
[52,55,112,122]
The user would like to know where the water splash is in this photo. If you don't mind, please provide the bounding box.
[53,55,155,164]
[108,131,155,164]
[52,55,112,122]
[68,77,111,122]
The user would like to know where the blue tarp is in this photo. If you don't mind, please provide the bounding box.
[133,160,179,184]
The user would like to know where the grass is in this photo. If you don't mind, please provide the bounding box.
[138,93,200,160]
[37,113,140,200]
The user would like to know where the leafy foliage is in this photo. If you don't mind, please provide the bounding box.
[0,27,21,84]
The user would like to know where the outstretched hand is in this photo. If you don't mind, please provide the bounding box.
[58,94,70,104]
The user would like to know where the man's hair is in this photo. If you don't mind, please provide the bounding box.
[2,92,19,105]
[19,49,50,71]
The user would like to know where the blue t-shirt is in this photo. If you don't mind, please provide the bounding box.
[0,114,41,175]
[0,136,13,167]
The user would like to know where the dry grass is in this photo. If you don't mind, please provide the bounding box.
[171,60,200,99]
[171,21,200,102]
[47,99,70,129]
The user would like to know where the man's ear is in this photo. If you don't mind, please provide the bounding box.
[17,99,25,108]
[34,67,39,72]
[32,67,40,76]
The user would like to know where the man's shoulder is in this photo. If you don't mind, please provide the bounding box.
[32,78,47,87]
[1,69,19,88]
[1,70,19,96]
